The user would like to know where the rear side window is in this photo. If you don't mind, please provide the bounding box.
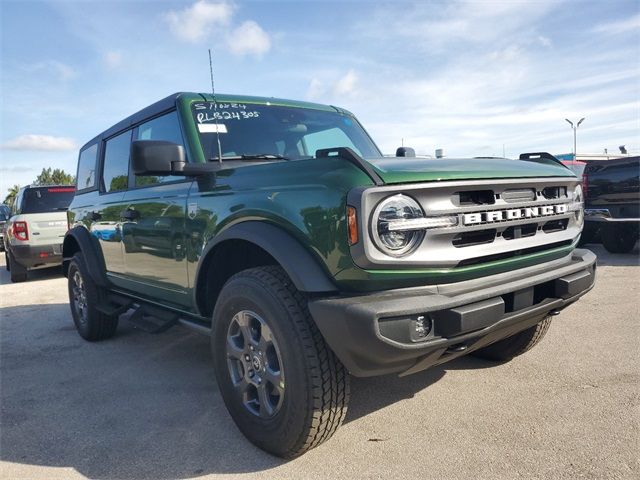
[77,143,98,191]
[135,111,184,187]
[20,187,76,214]
[103,130,132,193]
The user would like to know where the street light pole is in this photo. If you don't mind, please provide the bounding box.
[565,117,585,160]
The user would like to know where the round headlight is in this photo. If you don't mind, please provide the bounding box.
[573,184,584,228]
[372,194,425,257]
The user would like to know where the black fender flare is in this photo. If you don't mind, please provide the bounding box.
[196,221,338,293]
[62,226,109,288]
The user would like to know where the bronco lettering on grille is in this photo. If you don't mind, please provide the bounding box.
[462,204,569,225]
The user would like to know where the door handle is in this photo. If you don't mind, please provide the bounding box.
[121,209,140,221]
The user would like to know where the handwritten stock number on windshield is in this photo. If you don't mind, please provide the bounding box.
[196,111,260,122]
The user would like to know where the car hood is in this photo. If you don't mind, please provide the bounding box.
[364,157,575,184]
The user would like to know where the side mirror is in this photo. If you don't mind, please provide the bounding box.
[396,147,416,157]
[131,140,186,176]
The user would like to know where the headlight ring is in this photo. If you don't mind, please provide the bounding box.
[371,194,426,257]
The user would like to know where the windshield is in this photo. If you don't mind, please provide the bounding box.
[191,102,381,161]
[21,187,75,214]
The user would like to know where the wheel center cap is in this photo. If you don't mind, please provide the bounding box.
[251,355,262,371]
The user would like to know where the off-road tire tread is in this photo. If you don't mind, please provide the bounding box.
[234,266,350,458]
[601,225,637,254]
[68,253,118,341]
[472,316,552,361]
[8,252,27,282]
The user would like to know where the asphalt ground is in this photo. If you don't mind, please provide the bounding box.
[1,244,638,480]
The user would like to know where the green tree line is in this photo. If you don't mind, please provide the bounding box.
[3,167,75,207]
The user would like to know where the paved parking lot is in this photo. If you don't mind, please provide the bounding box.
[1,245,638,480]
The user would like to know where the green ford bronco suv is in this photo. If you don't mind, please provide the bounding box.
[64,92,595,457]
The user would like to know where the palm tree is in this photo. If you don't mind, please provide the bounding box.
[3,184,20,207]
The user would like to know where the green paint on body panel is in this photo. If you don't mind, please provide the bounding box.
[68,91,584,309]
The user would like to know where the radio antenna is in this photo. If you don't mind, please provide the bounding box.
[208,48,223,163]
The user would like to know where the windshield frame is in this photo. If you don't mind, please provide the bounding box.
[189,101,382,163]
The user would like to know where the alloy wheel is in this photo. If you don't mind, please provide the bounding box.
[226,310,285,418]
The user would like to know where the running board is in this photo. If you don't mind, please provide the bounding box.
[127,304,179,333]
[100,291,211,335]
[96,293,133,317]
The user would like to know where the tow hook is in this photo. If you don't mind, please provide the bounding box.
[549,309,562,316]
[446,343,468,354]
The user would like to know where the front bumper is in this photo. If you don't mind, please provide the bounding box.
[309,249,596,377]
[585,208,640,224]
[10,243,63,268]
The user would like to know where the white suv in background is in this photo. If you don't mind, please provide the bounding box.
[4,185,75,282]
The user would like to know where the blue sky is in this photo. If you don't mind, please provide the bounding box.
[1,0,639,196]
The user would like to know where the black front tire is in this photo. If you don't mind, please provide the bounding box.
[471,316,552,361]
[8,252,27,283]
[601,224,638,254]
[67,252,118,341]
[212,266,350,458]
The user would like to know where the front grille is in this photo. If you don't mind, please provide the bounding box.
[452,190,495,206]
[502,223,537,240]
[355,176,580,269]
[453,229,496,247]
[542,219,569,233]
[542,186,567,200]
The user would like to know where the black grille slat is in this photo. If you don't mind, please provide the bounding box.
[452,190,495,207]
[542,219,569,233]
[453,229,497,248]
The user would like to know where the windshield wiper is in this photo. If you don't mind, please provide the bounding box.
[209,154,290,162]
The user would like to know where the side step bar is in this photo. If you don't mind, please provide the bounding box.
[98,292,212,336]
[128,304,179,334]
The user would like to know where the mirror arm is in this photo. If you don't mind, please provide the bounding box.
[171,161,220,176]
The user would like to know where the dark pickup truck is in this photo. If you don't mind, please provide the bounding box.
[583,156,639,253]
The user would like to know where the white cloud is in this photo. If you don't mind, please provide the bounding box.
[307,78,324,100]
[2,135,77,152]
[26,61,76,81]
[306,70,359,100]
[164,0,234,43]
[592,13,640,34]
[334,69,358,96]
[227,20,271,57]
[357,0,560,51]
[537,35,552,47]
[104,51,122,69]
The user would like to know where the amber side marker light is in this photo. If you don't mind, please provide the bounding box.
[347,206,358,245]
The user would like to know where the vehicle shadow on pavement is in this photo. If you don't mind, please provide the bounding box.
[0,303,283,479]
[346,355,499,425]
[0,264,64,286]
[584,243,640,267]
[0,302,505,479]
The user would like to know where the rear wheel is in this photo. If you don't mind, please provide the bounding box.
[67,252,118,341]
[212,266,350,458]
[8,252,27,283]
[471,316,552,361]
[601,224,638,254]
